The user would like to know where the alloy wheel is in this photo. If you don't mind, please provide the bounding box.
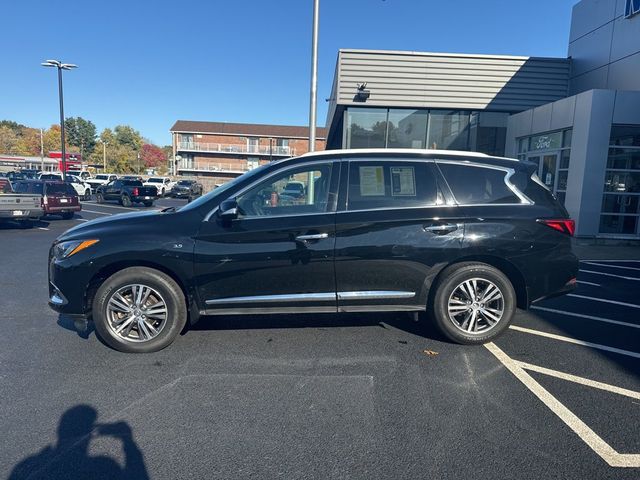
[447,278,504,335]
[105,284,168,342]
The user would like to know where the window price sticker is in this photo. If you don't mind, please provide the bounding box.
[359,166,385,196]
[391,166,416,196]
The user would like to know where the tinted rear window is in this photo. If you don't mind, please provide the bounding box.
[123,180,143,186]
[347,160,439,211]
[437,163,520,205]
[45,183,76,195]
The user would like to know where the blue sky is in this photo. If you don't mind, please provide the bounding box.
[1,0,576,145]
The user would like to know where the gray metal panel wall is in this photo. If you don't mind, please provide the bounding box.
[333,50,570,113]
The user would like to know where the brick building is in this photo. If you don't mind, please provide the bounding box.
[170,120,326,182]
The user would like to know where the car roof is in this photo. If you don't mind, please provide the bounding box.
[290,148,527,169]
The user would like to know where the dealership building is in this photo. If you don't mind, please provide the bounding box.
[325,0,640,239]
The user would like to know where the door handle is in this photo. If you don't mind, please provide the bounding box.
[423,223,458,235]
[295,233,329,241]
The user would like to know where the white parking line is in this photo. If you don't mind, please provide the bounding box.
[579,269,640,281]
[37,227,49,231]
[509,325,640,359]
[75,218,89,222]
[576,280,600,286]
[81,209,111,216]
[567,293,640,309]
[514,361,640,401]
[582,261,640,271]
[530,306,640,330]
[485,342,640,468]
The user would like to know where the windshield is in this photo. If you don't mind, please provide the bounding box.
[179,164,269,213]
[148,178,162,183]
[96,175,109,180]
[177,180,192,185]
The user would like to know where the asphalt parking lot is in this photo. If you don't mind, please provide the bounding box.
[1,200,639,479]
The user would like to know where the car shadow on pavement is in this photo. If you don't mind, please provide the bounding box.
[0,218,50,230]
[57,314,94,340]
[192,311,450,343]
[6,405,149,480]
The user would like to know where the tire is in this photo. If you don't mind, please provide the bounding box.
[84,189,91,201]
[92,267,187,353]
[143,201,153,207]
[160,188,165,197]
[96,193,104,204]
[61,212,74,220]
[429,262,516,345]
[120,194,132,207]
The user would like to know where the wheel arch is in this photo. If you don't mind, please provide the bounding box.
[85,260,200,326]
[427,255,529,310]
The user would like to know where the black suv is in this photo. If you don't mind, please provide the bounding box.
[48,150,578,353]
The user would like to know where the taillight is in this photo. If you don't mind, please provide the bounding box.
[132,187,139,196]
[537,218,575,236]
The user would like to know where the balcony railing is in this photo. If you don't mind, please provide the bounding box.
[178,141,295,156]
[177,161,252,174]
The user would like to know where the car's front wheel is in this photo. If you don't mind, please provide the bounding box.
[430,262,516,345]
[92,267,187,353]
[96,192,104,204]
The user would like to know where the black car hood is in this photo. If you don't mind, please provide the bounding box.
[58,209,163,241]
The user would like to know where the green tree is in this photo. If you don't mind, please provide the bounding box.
[0,126,19,154]
[114,125,143,151]
[64,117,97,157]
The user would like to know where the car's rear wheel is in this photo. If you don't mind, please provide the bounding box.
[84,189,91,200]
[96,192,104,204]
[430,263,516,344]
[120,194,132,207]
[92,267,187,353]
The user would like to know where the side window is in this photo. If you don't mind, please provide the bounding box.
[346,160,439,211]
[437,163,521,205]
[237,163,333,217]
[113,180,122,188]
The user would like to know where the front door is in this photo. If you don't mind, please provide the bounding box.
[334,159,464,312]
[194,161,339,314]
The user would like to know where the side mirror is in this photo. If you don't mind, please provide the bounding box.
[218,198,239,220]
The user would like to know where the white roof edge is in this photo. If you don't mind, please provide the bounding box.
[338,48,569,62]
[298,148,518,161]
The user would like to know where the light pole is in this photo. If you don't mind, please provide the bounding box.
[308,0,319,153]
[41,59,77,181]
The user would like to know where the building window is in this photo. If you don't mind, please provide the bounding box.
[345,108,388,148]
[247,137,260,153]
[386,109,428,149]
[600,125,640,236]
[516,128,572,204]
[427,110,470,150]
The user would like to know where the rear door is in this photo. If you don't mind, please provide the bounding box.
[334,158,465,312]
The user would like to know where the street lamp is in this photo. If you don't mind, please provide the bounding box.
[308,0,319,153]
[41,59,78,180]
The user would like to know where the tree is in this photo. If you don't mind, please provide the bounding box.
[65,117,97,157]
[0,126,19,154]
[42,124,71,155]
[140,143,166,169]
[114,125,143,151]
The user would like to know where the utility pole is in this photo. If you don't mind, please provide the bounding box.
[102,141,107,171]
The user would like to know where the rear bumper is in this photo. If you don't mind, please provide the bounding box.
[0,209,43,220]
[45,205,82,213]
[132,196,157,202]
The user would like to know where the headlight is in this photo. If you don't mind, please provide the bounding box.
[53,239,99,260]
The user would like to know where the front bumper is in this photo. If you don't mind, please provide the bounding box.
[48,248,93,315]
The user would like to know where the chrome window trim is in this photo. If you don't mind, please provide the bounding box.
[338,291,415,300]
[435,159,533,206]
[203,159,337,221]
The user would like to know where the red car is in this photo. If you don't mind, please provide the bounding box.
[13,180,81,219]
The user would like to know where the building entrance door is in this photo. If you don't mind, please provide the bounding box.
[527,153,560,192]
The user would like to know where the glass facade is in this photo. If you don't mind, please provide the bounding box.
[516,128,572,205]
[344,107,508,156]
[600,125,640,236]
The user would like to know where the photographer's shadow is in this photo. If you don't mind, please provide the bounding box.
[8,405,149,480]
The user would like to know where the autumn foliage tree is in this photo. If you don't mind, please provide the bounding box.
[140,143,166,169]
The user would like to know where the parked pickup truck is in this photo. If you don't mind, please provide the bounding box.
[96,179,158,207]
[143,177,175,197]
[0,178,43,226]
[86,173,118,193]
